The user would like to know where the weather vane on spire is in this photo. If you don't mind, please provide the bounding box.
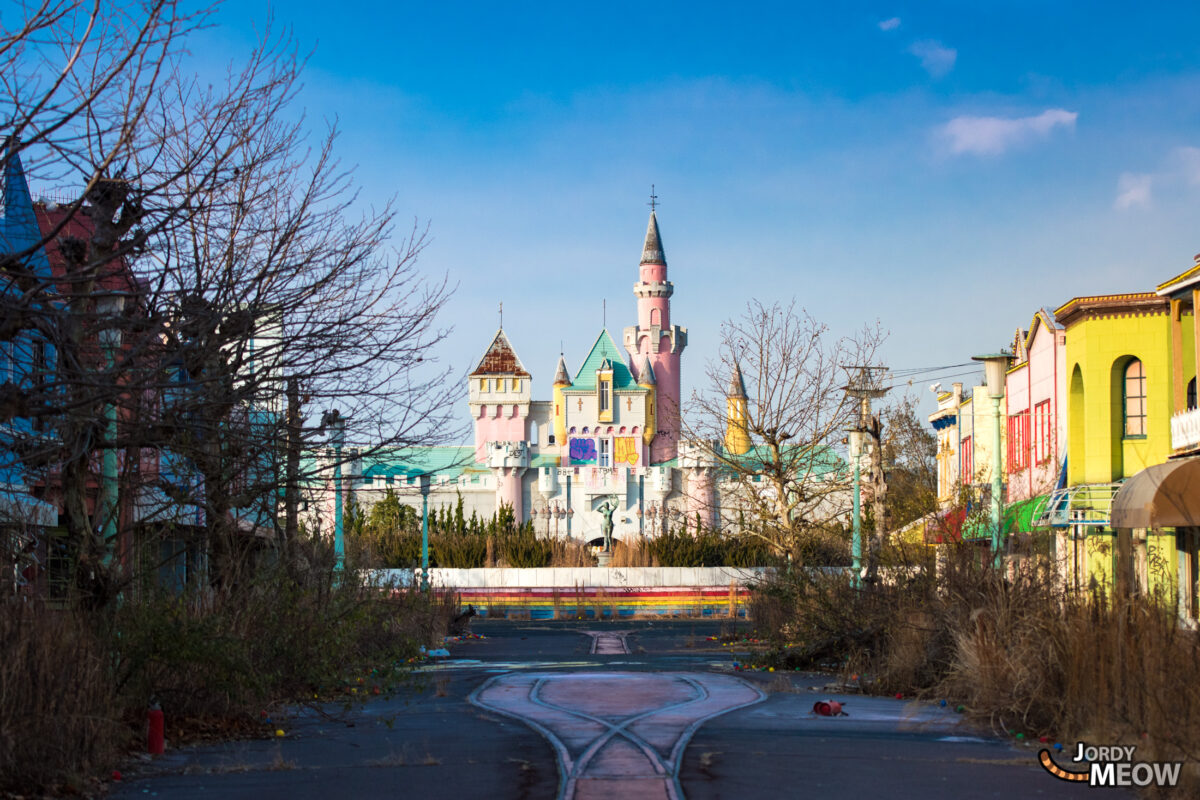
[499,301,503,329]
[648,184,658,213]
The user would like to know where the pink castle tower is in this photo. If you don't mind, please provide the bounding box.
[624,209,687,464]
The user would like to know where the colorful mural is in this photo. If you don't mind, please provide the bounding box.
[615,437,639,465]
[569,437,597,464]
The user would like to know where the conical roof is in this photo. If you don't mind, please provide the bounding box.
[727,361,748,399]
[470,329,530,377]
[640,210,666,265]
[0,139,50,278]
[553,354,571,386]
[638,355,656,386]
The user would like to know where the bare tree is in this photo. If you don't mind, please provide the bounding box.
[684,299,885,564]
[0,2,460,603]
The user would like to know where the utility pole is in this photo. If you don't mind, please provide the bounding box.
[844,366,889,586]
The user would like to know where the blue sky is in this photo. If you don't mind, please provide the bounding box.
[197,1,1200,421]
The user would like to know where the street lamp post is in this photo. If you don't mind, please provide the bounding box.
[972,352,1013,569]
[419,473,431,592]
[847,428,866,589]
[97,296,124,565]
[326,410,346,572]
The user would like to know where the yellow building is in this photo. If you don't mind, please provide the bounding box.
[1055,289,1185,603]
[1107,261,1200,620]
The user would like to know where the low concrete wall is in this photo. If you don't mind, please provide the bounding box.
[371,566,773,619]
[376,566,768,588]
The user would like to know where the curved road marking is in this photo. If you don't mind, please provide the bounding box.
[469,672,765,800]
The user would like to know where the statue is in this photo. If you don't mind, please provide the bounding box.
[597,497,617,553]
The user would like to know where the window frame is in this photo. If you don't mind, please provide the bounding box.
[1123,359,1147,439]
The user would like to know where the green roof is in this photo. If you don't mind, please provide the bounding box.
[569,329,640,392]
[360,446,476,480]
[721,444,843,478]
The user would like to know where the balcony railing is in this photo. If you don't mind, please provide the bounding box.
[1171,407,1200,452]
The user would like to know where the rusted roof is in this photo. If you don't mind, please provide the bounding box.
[470,329,530,377]
[640,210,666,265]
[727,361,747,398]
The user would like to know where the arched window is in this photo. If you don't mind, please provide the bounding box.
[1124,359,1146,437]
[529,420,540,446]
[650,308,661,327]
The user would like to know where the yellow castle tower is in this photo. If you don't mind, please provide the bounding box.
[725,361,751,456]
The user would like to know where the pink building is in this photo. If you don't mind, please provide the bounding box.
[1004,308,1067,503]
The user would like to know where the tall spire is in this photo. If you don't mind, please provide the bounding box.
[0,138,50,277]
[638,354,656,385]
[553,354,571,386]
[727,361,747,399]
[640,210,666,266]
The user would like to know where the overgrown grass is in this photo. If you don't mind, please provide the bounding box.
[750,544,1200,795]
[0,538,455,794]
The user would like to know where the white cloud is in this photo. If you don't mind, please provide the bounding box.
[1114,173,1153,210]
[909,40,956,77]
[878,17,901,31]
[941,109,1078,156]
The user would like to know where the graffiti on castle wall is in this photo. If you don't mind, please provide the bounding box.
[569,437,597,464]
[615,437,639,465]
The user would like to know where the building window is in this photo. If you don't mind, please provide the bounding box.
[1189,377,1197,412]
[1124,359,1146,437]
[512,378,520,392]
[598,438,610,467]
[1034,399,1052,463]
[529,420,539,446]
[650,308,661,327]
[599,379,610,412]
[961,435,973,482]
[480,378,489,392]
[1007,412,1030,473]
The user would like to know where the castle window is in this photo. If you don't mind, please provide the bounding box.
[650,308,661,327]
[530,420,539,446]
[599,379,610,412]
[512,378,520,392]
[480,378,489,392]
[1188,377,1196,412]
[599,438,611,467]
[1124,359,1146,437]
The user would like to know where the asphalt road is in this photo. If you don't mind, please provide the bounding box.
[108,619,1124,799]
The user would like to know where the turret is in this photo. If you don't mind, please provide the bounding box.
[725,361,751,456]
[623,209,687,464]
[638,354,657,447]
[552,354,571,446]
[468,329,532,463]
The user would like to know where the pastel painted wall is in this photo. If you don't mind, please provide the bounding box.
[1005,318,1067,503]
[1062,304,1171,485]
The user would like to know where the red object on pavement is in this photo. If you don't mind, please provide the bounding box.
[813,700,844,716]
[147,707,165,755]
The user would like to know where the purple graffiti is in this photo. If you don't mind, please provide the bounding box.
[569,437,597,464]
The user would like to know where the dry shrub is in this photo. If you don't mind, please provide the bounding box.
[548,538,596,567]
[0,604,126,792]
[612,536,659,567]
[752,542,1200,789]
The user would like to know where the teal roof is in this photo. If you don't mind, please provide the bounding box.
[360,446,476,480]
[720,444,843,478]
[569,329,640,392]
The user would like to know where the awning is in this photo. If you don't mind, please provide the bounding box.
[1112,458,1200,528]
[1006,494,1052,533]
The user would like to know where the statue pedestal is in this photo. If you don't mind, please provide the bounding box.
[597,550,612,567]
